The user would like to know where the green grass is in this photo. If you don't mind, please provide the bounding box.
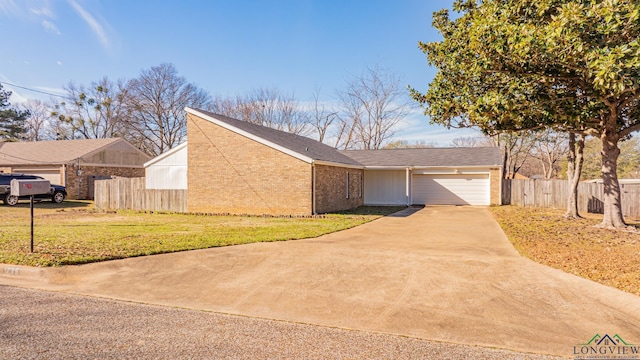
[0,201,404,267]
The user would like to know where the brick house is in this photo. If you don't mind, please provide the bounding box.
[179,108,501,216]
[187,108,363,215]
[0,138,150,200]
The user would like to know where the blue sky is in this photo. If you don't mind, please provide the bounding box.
[0,0,479,145]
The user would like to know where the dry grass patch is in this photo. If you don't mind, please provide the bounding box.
[0,201,404,267]
[490,206,640,296]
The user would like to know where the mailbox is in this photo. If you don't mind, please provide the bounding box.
[10,179,51,196]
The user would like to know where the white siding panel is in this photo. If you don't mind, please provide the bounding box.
[146,165,187,189]
[153,146,187,166]
[145,144,188,189]
[364,170,407,205]
[412,174,489,206]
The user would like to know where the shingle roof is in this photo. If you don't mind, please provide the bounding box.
[0,138,124,165]
[341,147,502,167]
[188,108,363,167]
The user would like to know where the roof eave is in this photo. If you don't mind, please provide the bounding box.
[313,160,364,169]
[364,164,502,170]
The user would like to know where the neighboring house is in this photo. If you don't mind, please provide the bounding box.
[343,148,502,206]
[0,138,150,200]
[145,142,188,190]
[142,108,502,215]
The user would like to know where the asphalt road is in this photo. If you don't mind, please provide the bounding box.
[1,286,561,360]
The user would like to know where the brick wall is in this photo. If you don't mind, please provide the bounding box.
[490,167,502,205]
[187,113,313,215]
[314,165,364,213]
[65,166,144,200]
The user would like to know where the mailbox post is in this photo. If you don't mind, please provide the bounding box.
[10,179,51,252]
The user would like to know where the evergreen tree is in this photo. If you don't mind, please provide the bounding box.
[0,84,29,141]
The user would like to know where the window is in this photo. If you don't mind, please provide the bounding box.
[346,172,349,199]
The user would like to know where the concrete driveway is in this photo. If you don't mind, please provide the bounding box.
[2,206,640,357]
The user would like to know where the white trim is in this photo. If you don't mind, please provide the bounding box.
[364,166,413,170]
[346,172,349,199]
[144,142,188,167]
[312,164,317,215]
[186,107,314,164]
[411,167,491,175]
[405,167,410,205]
[365,165,498,171]
[11,166,61,171]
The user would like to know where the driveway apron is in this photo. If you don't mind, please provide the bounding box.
[2,206,639,356]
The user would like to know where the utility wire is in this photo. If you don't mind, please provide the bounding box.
[0,81,70,99]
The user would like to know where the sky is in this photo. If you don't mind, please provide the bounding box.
[0,0,480,145]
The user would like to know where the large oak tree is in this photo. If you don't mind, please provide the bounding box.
[411,0,640,229]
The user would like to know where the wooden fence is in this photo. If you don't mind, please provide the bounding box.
[502,179,640,220]
[94,177,187,213]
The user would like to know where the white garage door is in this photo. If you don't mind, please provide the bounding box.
[13,168,63,185]
[412,174,490,206]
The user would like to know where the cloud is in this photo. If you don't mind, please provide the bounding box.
[42,19,61,34]
[68,0,110,49]
[0,0,20,17]
[57,60,63,66]
[30,6,54,18]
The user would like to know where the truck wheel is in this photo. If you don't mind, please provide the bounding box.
[52,191,65,204]
[4,194,18,206]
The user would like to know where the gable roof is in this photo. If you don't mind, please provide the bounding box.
[0,138,144,166]
[186,108,363,167]
[341,147,502,168]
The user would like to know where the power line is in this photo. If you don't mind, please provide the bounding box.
[0,81,70,99]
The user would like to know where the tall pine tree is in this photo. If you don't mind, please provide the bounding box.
[0,84,29,141]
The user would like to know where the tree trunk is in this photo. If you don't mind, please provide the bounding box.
[598,127,627,228]
[565,133,584,219]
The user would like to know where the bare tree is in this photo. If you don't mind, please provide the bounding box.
[333,101,360,149]
[20,99,55,141]
[493,132,537,179]
[449,135,495,148]
[309,87,337,143]
[211,88,310,136]
[335,66,412,150]
[247,88,310,136]
[126,63,210,156]
[530,130,568,179]
[53,77,130,139]
[383,139,437,149]
[209,94,252,121]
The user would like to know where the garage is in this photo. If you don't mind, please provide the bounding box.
[12,168,62,185]
[411,174,490,206]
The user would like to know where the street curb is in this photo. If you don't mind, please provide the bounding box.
[0,264,48,283]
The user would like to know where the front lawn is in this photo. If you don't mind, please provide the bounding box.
[0,201,403,267]
[491,206,640,297]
